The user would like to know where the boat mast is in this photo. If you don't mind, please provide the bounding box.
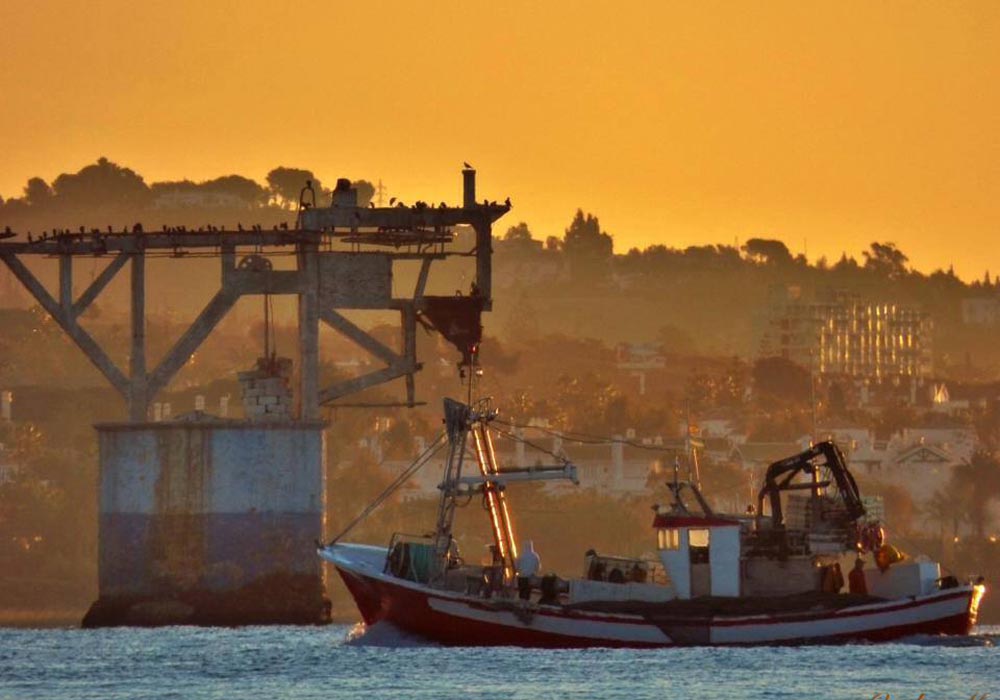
[434,399,472,563]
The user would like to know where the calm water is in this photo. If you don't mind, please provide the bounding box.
[0,623,997,700]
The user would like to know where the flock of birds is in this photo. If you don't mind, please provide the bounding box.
[2,183,512,244]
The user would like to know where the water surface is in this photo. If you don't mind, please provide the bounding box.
[1,623,996,699]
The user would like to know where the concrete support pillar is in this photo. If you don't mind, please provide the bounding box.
[129,251,147,422]
[297,244,320,420]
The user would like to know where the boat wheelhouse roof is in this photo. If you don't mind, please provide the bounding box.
[652,514,741,528]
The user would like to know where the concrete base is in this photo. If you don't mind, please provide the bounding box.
[82,572,331,628]
[92,420,328,627]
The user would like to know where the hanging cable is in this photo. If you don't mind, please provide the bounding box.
[490,424,572,466]
[323,432,448,547]
[494,417,684,454]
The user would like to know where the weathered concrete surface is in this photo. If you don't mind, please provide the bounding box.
[83,420,329,627]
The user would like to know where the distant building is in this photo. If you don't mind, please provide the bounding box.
[152,190,252,210]
[961,296,1000,326]
[757,286,932,381]
[0,443,21,485]
[616,342,666,370]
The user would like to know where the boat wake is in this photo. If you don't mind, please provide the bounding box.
[343,621,440,648]
[893,628,998,648]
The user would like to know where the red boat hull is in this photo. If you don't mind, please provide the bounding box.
[325,544,982,648]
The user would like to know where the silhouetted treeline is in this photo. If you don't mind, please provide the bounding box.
[492,217,1000,378]
[0,157,374,233]
[4,158,1000,377]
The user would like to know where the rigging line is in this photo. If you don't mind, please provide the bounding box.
[493,418,613,445]
[324,432,447,547]
[494,417,685,454]
[490,425,570,466]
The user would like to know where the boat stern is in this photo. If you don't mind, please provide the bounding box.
[968,578,987,630]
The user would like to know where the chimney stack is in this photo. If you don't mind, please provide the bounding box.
[462,168,476,209]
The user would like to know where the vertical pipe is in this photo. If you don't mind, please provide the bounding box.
[298,243,320,420]
[474,221,492,311]
[129,250,147,421]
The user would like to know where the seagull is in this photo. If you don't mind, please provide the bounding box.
[389,197,397,206]
[463,161,473,169]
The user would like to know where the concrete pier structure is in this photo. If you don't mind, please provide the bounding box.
[1,169,511,627]
[82,420,327,627]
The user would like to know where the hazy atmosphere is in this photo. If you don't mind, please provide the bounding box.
[1,3,998,698]
[1,1,998,278]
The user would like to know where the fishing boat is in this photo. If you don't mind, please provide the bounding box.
[318,398,986,647]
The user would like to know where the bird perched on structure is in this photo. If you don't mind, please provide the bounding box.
[463,161,473,169]
[389,197,397,206]
[504,197,511,206]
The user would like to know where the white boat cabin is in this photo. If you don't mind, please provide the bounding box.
[654,514,743,599]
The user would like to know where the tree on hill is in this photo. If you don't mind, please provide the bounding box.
[353,180,375,207]
[51,157,150,208]
[267,167,321,208]
[952,450,1000,539]
[500,222,540,255]
[200,175,267,206]
[23,177,53,207]
[563,210,613,280]
[743,238,793,266]
[863,242,909,279]
[504,222,533,242]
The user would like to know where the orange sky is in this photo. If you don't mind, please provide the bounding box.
[1,1,997,279]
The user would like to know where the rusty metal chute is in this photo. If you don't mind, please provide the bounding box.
[418,295,485,366]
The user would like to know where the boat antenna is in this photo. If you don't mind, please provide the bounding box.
[462,342,480,406]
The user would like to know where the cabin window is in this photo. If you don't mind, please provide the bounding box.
[689,529,710,548]
[689,528,710,564]
[657,528,680,550]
